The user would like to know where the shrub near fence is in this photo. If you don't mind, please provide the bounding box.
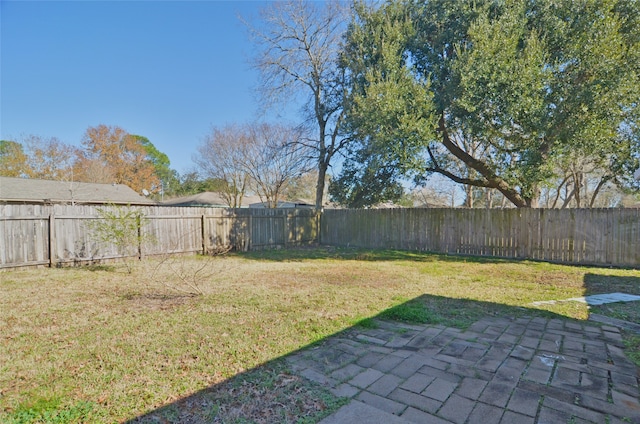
[320,208,640,268]
[0,205,319,269]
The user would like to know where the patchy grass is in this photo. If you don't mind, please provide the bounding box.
[591,302,640,324]
[6,399,97,424]
[624,334,640,367]
[379,297,435,324]
[1,247,638,423]
[585,273,640,324]
[132,360,348,424]
[378,294,561,329]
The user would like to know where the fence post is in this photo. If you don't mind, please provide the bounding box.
[49,214,56,267]
[201,214,207,255]
[284,212,290,247]
[249,213,253,252]
[137,213,142,260]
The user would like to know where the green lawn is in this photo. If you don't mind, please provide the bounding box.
[1,247,638,423]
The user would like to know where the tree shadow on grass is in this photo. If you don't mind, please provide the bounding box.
[240,246,640,271]
[582,272,640,367]
[583,272,640,328]
[238,245,532,266]
[126,359,348,424]
[125,294,582,424]
[583,273,640,296]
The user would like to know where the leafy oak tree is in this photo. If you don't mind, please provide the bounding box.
[334,0,640,208]
[330,1,435,207]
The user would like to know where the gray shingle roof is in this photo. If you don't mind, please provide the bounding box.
[161,191,229,207]
[161,192,261,207]
[0,177,155,205]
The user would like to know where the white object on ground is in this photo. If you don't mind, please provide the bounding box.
[566,292,640,305]
[531,292,640,306]
[538,354,565,367]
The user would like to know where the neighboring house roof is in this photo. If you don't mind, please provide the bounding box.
[412,200,451,208]
[372,202,403,209]
[160,192,262,208]
[161,192,228,207]
[0,177,155,205]
[249,199,315,209]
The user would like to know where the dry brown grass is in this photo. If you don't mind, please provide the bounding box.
[1,248,637,423]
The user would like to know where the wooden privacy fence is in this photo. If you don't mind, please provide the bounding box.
[2,205,638,269]
[0,205,319,269]
[320,208,640,268]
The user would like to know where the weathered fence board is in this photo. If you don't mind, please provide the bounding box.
[320,208,640,268]
[0,205,319,269]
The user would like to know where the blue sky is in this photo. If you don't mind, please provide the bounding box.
[1,0,297,174]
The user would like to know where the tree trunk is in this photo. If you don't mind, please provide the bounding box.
[315,160,327,211]
[589,176,611,208]
[573,172,583,208]
[525,186,540,208]
[438,114,529,208]
[315,119,328,211]
[464,185,473,208]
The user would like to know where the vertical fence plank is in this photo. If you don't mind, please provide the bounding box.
[49,214,55,267]
[201,214,207,254]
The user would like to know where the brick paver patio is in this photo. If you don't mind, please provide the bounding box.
[286,316,640,423]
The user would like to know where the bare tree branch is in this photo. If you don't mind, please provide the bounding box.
[194,125,251,208]
[245,0,351,210]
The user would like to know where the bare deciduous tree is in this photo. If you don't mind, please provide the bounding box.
[539,157,626,209]
[22,135,78,181]
[195,124,251,208]
[243,123,311,208]
[196,123,311,208]
[247,0,350,210]
[284,170,322,202]
[73,156,115,184]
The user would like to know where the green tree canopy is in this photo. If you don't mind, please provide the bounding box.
[131,135,180,196]
[177,172,229,196]
[0,140,29,177]
[333,0,640,208]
